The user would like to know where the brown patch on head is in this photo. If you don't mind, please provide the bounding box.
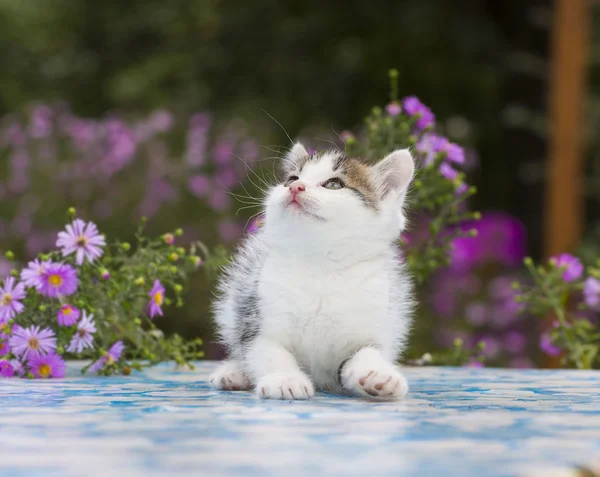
[337,158,379,209]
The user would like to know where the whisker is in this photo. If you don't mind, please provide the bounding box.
[261,110,294,146]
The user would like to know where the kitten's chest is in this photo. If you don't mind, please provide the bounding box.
[258,254,389,334]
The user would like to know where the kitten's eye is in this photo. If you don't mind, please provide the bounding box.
[323,178,345,190]
[284,175,299,186]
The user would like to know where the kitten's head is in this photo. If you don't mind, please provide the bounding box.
[263,142,414,244]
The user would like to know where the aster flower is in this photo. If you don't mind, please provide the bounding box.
[39,263,78,298]
[57,219,106,265]
[440,163,458,180]
[0,359,14,377]
[9,325,57,359]
[20,258,53,290]
[90,341,125,373]
[444,143,465,165]
[67,311,96,353]
[57,304,81,327]
[10,359,24,376]
[28,352,66,379]
[402,96,435,130]
[540,332,562,357]
[0,277,26,320]
[148,280,165,318]
[552,253,583,282]
[583,277,600,311]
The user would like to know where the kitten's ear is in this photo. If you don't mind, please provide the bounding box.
[372,148,415,197]
[283,142,309,173]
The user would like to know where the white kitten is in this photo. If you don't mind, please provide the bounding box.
[210,143,415,400]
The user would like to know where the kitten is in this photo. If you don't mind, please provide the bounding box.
[210,143,415,400]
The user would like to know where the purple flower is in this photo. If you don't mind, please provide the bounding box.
[9,325,57,359]
[148,280,165,318]
[57,219,106,265]
[450,212,527,270]
[539,332,562,356]
[28,352,66,378]
[57,304,80,327]
[20,258,53,290]
[0,359,14,377]
[504,331,527,354]
[188,175,211,197]
[90,341,125,373]
[0,277,26,320]
[385,102,402,117]
[440,163,458,180]
[148,110,174,132]
[10,359,25,376]
[66,311,96,353]
[445,143,465,165]
[552,253,583,282]
[415,133,448,165]
[39,263,78,298]
[402,96,435,130]
[583,277,600,310]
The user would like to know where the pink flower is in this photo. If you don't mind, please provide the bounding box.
[57,304,80,327]
[552,254,583,282]
[28,352,66,378]
[9,325,57,359]
[89,341,125,373]
[0,277,26,321]
[385,102,402,117]
[0,359,14,377]
[583,277,600,310]
[20,258,53,290]
[148,280,165,318]
[57,219,106,265]
[66,311,96,354]
[39,263,78,298]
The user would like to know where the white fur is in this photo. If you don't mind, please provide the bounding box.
[211,144,415,400]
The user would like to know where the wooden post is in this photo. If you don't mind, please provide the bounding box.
[544,0,590,368]
[545,0,590,258]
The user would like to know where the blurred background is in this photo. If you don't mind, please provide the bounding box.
[0,0,596,367]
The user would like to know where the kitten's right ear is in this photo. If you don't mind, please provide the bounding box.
[283,142,309,173]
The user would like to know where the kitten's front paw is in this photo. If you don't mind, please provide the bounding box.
[341,360,408,400]
[256,372,315,400]
[210,361,251,391]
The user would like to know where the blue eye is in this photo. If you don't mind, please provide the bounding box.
[323,178,344,190]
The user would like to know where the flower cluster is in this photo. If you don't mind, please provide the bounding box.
[0,104,262,259]
[0,210,208,378]
[342,69,479,285]
[515,254,600,369]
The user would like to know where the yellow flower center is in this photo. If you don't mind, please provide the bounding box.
[1,293,12,306]
[38,364,51,378]
[0,323,7,332]
[48,274,63,287]
[76,235,88,247]
[28,337,40,350]
[105,355,115,366]
[153,291,163,305]
[62,306,72,315]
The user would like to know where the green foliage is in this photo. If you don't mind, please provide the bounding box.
[515,258,600,369]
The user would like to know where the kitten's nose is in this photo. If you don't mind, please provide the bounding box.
[289,181,306,197]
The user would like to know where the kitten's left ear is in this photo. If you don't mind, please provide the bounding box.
[283,142,309,173]
[372,148,415,197]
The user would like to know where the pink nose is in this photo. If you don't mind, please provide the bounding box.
[289,181,306,196]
